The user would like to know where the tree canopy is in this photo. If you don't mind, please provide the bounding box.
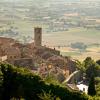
[0,63,89,100]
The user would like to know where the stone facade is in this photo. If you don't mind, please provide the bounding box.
[14,58,34,69]
[4,47,21,62]
[0,55,7,62]
[34,27,42,47]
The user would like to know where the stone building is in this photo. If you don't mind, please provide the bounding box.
[0,37,16,50]
[0,55,7,62]
[14,58,34,69]
[4,47,21,62]
[34,46,60,58]
[0,47,7,62]
[34,27,42,47]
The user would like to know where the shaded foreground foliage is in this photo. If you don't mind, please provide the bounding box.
[0,63,95,100]
[88,76,96,96]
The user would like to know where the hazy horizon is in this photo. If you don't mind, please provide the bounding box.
[0,0,100,59]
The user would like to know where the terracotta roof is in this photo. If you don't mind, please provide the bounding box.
[12,42,23,48]
[48,55,64,61]
[4,47,21,55]
[0,37,15,43]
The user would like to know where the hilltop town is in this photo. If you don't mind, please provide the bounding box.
[0,28,77,83]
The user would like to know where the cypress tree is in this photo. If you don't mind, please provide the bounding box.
[88,76,96,96]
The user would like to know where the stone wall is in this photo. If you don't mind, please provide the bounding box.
[14,58,34,69]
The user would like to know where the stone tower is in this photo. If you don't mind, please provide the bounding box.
[34,27,42,47]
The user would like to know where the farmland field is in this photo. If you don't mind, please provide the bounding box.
[43,27,100,46]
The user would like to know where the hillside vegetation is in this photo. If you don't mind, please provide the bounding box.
[0,63,89,100]
[0,63,100,100]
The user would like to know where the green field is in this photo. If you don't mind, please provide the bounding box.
[61,51,81,56]
[43,27,100,46]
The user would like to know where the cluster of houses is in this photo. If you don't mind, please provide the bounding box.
[0,28,77,81]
